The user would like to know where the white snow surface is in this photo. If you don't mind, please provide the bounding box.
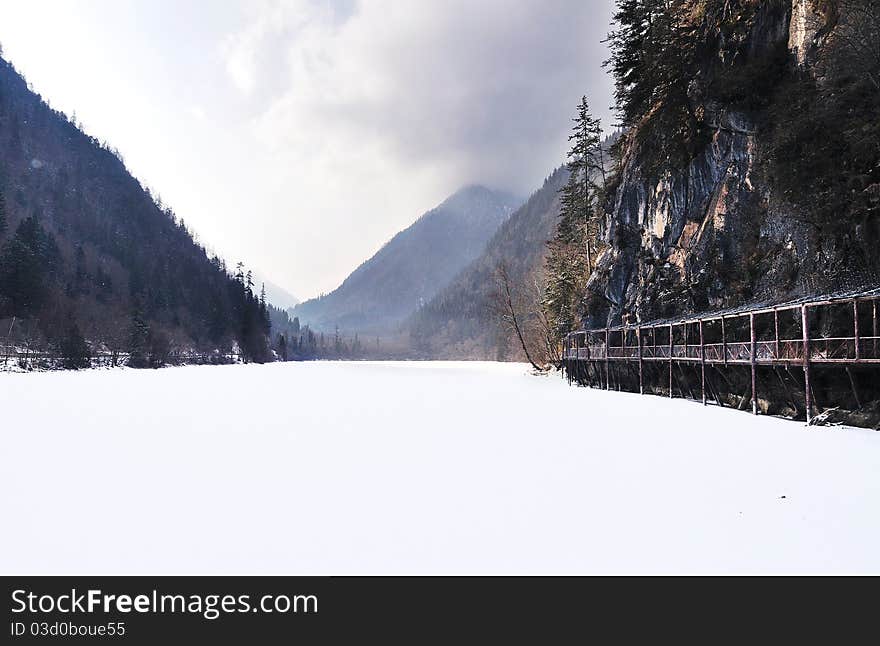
[2,361,879,575]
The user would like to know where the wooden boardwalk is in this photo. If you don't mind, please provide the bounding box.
[563,288,880,423]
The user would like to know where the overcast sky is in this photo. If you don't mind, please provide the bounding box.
[0,0,615,299]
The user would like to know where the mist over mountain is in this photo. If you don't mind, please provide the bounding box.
[255,274,298,311]
[292,185,521,335]
[407,168,569,359]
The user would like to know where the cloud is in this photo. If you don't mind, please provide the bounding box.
[0,0,614,299]
[223,0,614,193]
[212,0,615,297]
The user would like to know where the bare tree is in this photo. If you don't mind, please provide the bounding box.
[528,274,562,368]
[492,262,545,371]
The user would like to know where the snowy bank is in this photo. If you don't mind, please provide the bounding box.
[2,361,879,574]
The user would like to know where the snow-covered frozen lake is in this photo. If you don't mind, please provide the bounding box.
[2,361,879,574]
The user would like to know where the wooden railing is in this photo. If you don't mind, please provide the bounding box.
[563,289,880,423]
[567,337,880,364]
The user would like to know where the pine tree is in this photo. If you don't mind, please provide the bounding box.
[56,320,91,369]
[127,307,151,368]
[0,215,60,316]
[604,0,700,168]
[605,0,661,129]
[73,245,88,296]
[0,191,7,239]
[562,96,604,272]
[543,97,606,347]
[259,282,269,330]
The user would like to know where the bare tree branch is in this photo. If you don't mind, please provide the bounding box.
[492,262,545,371]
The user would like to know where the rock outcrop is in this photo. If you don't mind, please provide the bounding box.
[586,0,871,328]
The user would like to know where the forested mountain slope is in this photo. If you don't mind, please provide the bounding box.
[0,55,271,365]
[292,185,520,335]
[407,168,569,360]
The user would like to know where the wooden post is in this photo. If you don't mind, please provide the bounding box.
[668,323,674,398]
[873,298,878,359]
[637,326,644,395]
[699,319,706,405]
[853,298,860,361]
[684,322,689,359]
[774,308,780,360]
[750,312,757,415]
[721,316,727,366]
[802,304,812,424]
[564,336,570,384]
[605,327,610,390]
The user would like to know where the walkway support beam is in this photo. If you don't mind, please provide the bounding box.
[721,316,727,366]
[668,323,674,399]
[774,308,780,360]
[873,299,878,359]
[605,328,610,391]
[637,326,644,395]
[699,319,706,405]
[750,312,758,415]
[802,304,812,424]
[873,298,878,358]
[853,298,860,361]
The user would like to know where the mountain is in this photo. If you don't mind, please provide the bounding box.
[413,0,880,366]
[292,185,521,334]
[0,55,272,365]
[407,168,568,360]
[585,0,879,327]
[254,274,298,311]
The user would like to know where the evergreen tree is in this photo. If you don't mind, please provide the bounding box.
[0,190,7,238]
[127,307,151,368]
[0,215,60,316]
[0,57,280,367]
[72,245,88,296]
[604,0,699,168]
[561,96,604,271]
[543,97,605,347]
[260,282,270,330]
[56,320,91,369]
[605,0,662,128]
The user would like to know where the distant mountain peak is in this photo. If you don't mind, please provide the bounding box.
[438,184,521,213]
[292,185,523,334]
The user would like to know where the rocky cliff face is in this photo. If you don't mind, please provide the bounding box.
[585,0,871,328]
